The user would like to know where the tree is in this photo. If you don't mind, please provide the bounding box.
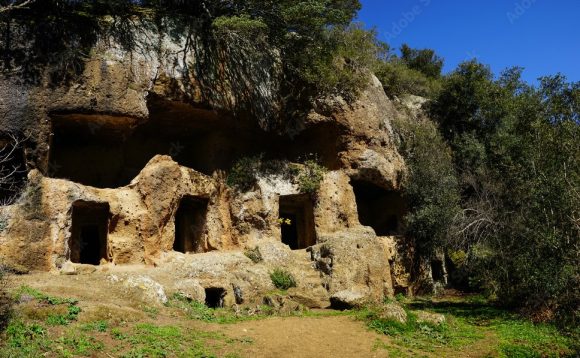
[393,117,460,254]
[431,63,580,322]
[400,44,444,79]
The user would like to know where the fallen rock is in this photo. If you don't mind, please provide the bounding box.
[60,261,77,275]
[263,294,304,314]
[124,275,168,305]
[59,262,97,275]
[415,310,446,326]
[330,289,367,309]
[288,286,330,309]
[377,303,407,324]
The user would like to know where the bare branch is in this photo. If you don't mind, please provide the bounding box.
[0,0,35,14]
[0,132,27,205]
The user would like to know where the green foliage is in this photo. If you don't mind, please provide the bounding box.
[270,268,296,290]
[361,297,576,357]
[227,156,326,194]
[243,247,263,264]
[293,159,327,194]
[15,286,80,326]
[212,15,268,35]
[393,117,460,253]
[304,23,389,98]
[375,60,441,98]
[226,156,262,191]
[1,0,366,126]
[2,320,48,357]
[400,44,444,79]
[58,332,104,357]
[429,62,580,322]
[81,320,108,333]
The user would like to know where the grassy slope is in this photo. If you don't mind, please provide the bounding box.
[1,287,577,358]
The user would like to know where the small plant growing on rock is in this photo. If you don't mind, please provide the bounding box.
[226,155,263,191]
[293,158,327,194]
[244,247,263,263]
[278,217,292,226]
[270,268,296,290]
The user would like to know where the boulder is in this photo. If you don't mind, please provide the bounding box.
[330,289,368,309]
[123,275,168,306]
[378,303,408,324]
[309,231,393,304]
[415,310,446,326]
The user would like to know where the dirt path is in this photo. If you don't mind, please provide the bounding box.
[11,272,394,357]
[221,315,390,358]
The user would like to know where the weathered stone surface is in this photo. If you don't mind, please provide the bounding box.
[168,279,206,303]
[415,310,446,326]
[330,289,368,309]
[378,303,408,324]
[262,294,305,314]
[123,275,168,306]
[309,231,393,304]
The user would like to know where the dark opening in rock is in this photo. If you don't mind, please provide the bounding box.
[204,287,225,308]
[279,194,316,250]
[69,201,110,265]
[431,259,445,282]
[174,196,209,253]
[48,98,341,188]
[351,180,406,236]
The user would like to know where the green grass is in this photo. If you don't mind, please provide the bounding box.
[361,296,577,357]
[14,286,81,326]
[121,323,221,357]
[15,286,78,306]
[269,268,296,290]
[0,319,235,358]
[80,320,108,332]
[1,288,246,358]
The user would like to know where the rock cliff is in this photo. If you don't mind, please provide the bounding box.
[0,28,436,308]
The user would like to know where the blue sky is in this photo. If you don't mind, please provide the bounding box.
[356,0,580,84]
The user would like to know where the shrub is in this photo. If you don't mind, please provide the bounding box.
[270,268,296,290]
[375,61,441,98]
[226,156,262,191]
[392,117,460,254]
[293,159,327,194]
[399,44,444,79]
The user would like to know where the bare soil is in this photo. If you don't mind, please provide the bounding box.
[221,315,390,358]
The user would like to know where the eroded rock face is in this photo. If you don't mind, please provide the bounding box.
[0,29,438,307]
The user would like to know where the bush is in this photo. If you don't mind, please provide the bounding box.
[227,156,326,194]
[226,156,263,191]
[400,44,444,79]
[293,159,327,194]
[270,269,296,290]
[375,61,441,98]
[392,117,460,253]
